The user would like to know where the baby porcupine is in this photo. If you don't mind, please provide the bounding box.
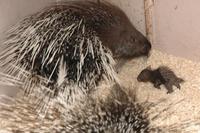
[137,66,184,93]
[0,1,151,108]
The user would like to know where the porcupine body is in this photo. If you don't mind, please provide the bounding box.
[0,1,155,132]
[0,1,151,107]
[0,85,161,133]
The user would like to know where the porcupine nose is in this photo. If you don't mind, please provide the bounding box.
[142,40,151,56]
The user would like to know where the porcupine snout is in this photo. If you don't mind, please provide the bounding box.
[141,39,151,56]
[112,27,152,59]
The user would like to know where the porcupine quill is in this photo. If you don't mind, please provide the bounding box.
[0,1,151,114]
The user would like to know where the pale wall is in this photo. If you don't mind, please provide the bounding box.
[153,0,200,62]
[0,0,55,38]
[0,0,55,96]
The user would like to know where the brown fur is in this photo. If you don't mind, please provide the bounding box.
[137,66,184,93]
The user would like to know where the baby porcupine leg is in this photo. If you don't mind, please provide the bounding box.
[154,83,161,89]
[153,80,162,89]
[175,78,184,89]
[165,83,174,94]
[174,82,181,90]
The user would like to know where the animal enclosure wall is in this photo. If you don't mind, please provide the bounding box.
[0,0,55,39]
[151,0,200,62]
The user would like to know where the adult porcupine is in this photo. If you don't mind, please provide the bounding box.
[1,84,198,132]
[0,85,160,133]
[0,1,151,108]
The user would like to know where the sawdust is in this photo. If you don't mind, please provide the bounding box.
[118,49,200,131]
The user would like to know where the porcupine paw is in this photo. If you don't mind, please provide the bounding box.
[174,82,181,89]
[166,87,174,94]
[154,84,161,89]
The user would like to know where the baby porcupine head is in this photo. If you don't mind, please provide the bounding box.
[137,67,152,82]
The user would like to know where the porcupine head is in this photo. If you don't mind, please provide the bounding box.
[97,2,151,59]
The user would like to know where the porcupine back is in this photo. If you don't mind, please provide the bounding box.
[0,1,151,109]
[0,1,116,107]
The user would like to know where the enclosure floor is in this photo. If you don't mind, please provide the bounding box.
[118,49,200,132]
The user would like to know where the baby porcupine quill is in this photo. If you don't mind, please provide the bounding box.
[137,66,184,94]
[0,1,151,108]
